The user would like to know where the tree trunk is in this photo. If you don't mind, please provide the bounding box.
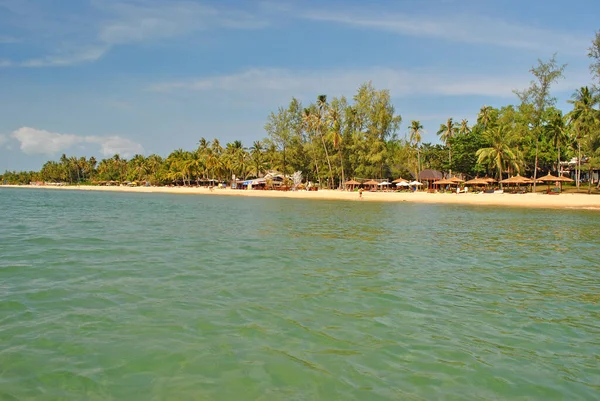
[449,147,452,176]
[577,141,581,191]
[339,148,345,190]
[319,130,333,188]
[533,139,539,192]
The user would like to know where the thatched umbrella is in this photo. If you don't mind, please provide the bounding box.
[499,174,533,192]
[363,179,379,191]
[464,177,490,185]
[537,173,574,193]
[448,176,464,183]
[499,174,533,185]
[435,178,457,186]
[344,179,361,191]
[392,177,407,183]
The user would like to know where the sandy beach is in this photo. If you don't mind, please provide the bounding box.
[2,184,600,210]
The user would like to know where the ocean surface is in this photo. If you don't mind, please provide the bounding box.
[1,188,599,400]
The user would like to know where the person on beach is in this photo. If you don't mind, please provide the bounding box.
[359,188,363,199]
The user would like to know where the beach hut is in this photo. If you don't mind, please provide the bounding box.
[418,169,443,189]
[344,179,361,191]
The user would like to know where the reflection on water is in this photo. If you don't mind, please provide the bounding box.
[1,188,599,400]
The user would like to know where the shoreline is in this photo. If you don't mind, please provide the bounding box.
[2,184,600,210]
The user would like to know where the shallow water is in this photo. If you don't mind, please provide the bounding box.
[1,188,599,400]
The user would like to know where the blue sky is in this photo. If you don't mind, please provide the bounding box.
[1,0,598,171]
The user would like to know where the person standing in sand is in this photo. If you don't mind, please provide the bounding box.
[359,188,363,199]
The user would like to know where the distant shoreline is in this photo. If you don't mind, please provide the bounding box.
[3,184,600,211]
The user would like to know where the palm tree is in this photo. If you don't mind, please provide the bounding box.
[302,107,321,186]
[409,120,423,181]
[437,118,458,175]
[567,86,600,190]
[476,126,520,182]
[250,141,265,178]
[477,105,493,130]
[316,95,334,188]
[327,105,345,188]
[459,119,471,136]
[545,110,569,175]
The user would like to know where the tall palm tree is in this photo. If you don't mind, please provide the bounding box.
[327,105,345,188]
[437,118,458,175]
[477,105,493,130]
[409,120,423,181]
[302,107,321,186]
[567,86,600,190]
[459,119,471,136]
[316,95,334,188]
[476,126,520,181]
[545,110,570,174]
[250,141,265,178]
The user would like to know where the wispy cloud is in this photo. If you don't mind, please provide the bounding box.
[20,46,108,68]
[96,0,266,45]
[149,67,535,99]
[1,0,268,67]
[12,127,144,157]
[290,6,589,56]
[0,35,20,43]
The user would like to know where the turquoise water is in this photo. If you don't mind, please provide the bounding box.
[1,188,599,400]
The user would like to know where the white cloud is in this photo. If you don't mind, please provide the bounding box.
[19,46,108,68]
[149,67,534,98]
[89,135,145,157]
[1,0,267,67]
[0,35,20,43]
[11,127,144,157]
[293,7,589,56]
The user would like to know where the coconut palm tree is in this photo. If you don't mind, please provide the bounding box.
[567,86,600,190]
[459,119,471,136]
[476,126,520,181]
[545,110,570,174]
[437,118,458,174]
[316,95,334,187]
[327,105,345,188]
[477,105,493,130]
[409,120,423,181]
[302,107,321,186]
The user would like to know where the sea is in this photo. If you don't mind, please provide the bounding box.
[1,188,599,400]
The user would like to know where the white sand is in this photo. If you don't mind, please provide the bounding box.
[3,184,600,210]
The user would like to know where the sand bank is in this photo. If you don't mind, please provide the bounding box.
[3,184,600,210]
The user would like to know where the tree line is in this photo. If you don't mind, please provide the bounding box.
[3,32,600,192]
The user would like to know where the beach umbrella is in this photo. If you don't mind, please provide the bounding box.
[448,176,465,183]
[408,181,423,186]
[537,173,574,183]
[536,173,574,193]
[499,174,533,185]
[392,177,407,183]
[396,181,410,187]
[362,179,379,190]
[378,181,391,186]
[434,178,456,186]
[344,179,361,190]
[464,177,489,185]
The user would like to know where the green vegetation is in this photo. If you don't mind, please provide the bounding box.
[3,34,600,189]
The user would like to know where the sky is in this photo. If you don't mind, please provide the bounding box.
[0,0,598,171]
